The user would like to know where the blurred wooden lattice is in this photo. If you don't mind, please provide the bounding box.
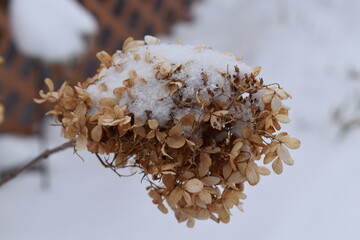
[0,0,195,135]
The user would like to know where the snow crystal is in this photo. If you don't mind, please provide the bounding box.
[86,42,254,125]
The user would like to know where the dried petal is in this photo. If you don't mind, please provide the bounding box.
[271,95,282,113]
[283,137,301,149]
[202,176,221,186]
[277,144,293,165]
[148,119,159,130]
[272,158,283,174]
[198,190,212,204]
[91,125,103,142]
[246,163,259,186]
[166,136,186,149]
[184,179,204,193]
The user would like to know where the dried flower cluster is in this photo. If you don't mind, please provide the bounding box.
[35,36,300,227]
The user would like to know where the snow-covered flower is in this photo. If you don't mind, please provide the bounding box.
[36,36,300,227]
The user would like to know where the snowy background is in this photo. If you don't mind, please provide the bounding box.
[1,0,360,239]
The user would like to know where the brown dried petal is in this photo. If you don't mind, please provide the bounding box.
[198,190,212,204]
[180,114,195,126]
[253,66,261,77]
[75,135,87,151]
[275,114,291,123]
[169,124,184,137]
[283,137,301,149]
[202,176,221,186]
[182,191,192,205]
[198,153,212,177]
[246,163,259,186]
[228,171,245,185]
[166,136,186,149]
[96,51,112,68]
[272,158,283,174]
[148,119,159,130]
[184,179,204,193]
[113,87,127,99]
[271,95,282,113]
[157,203,168,214]
[277,144,293,165]
[264,152,277,164]
[91,125,103,142]
[168,188,183,207]
[257,166,271,176]
[262,90,274,104]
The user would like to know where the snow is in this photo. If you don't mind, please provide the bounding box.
[2,0,360,239]
[9,0,98,63]
[86,43,253,125]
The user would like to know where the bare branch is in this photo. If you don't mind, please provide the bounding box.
[0,141,74,187]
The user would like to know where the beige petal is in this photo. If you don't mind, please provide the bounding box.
[284,137,301,149]
[201,176,221,186]
[166,136,186,149]
[228,171,246,184]
[246,163,259,185]
[264,152,277,164]
[180,114,195,126]
[197,209,210,220]
[148,119,159,130]
[184,179,204,193]
[157,203,168,214]
[75,135,87,151]
[198,190,212,204]
[168,188,183,207]
[113,87,127,99]
[91,125,103,142]
[213,110,229,117]
[182,191,192,205]
[231,141,243,156]
[253,66,261,77]
[169,124,184,137]
[277,144,293,165]
[44,78,54,92]
[275,114,291,123]
[271,95,282,113]
[99,98,118,110]
[222,162,233,179]
[272,158,283,174]
[96,51,112,67]
[262,90,274,104]
[186,218,195,228]
[146,129,156,139]
[156,131,167,143]
[257,166,271,176]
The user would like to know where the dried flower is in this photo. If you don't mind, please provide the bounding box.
[35,36,300,227]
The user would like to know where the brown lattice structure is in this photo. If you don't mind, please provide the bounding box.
[0,0,195,135]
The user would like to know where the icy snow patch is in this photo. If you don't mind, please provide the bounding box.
[86,43,253,125]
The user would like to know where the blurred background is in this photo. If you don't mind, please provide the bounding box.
[1,0,360,239]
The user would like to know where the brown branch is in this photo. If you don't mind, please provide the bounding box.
[0,141,74,187]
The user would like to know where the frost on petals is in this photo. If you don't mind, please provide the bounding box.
[34,36,300,227]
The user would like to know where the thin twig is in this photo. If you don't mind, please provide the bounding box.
[0,141,74,187]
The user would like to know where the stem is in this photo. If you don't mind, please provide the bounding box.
[0,141,74,187]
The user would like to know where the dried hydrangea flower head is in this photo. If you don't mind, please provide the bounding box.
[35,36,300,227]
